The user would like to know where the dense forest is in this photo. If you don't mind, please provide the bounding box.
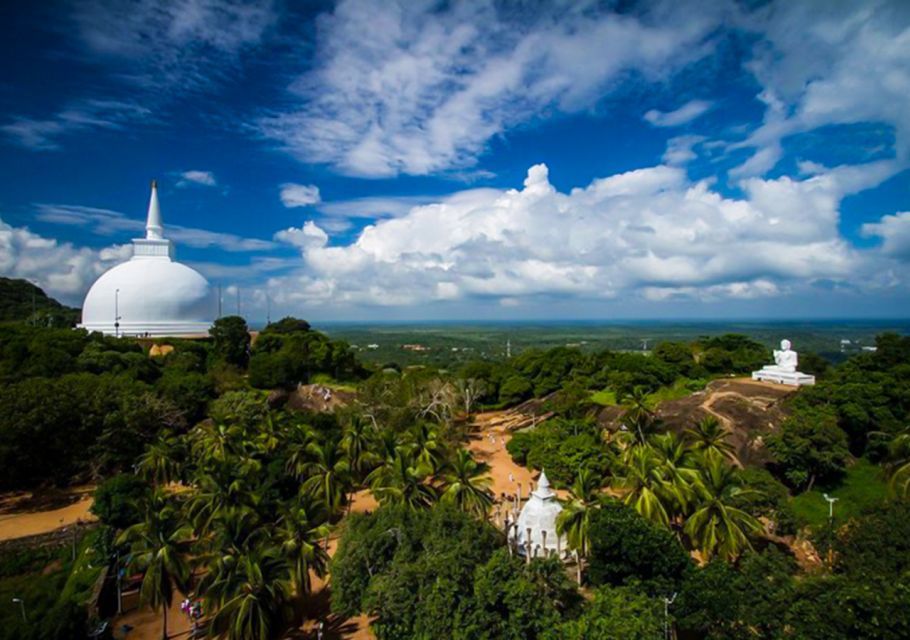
[0,306,908,639]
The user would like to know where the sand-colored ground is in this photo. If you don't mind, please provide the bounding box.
[0,486,96,542]
[469,412,545,500]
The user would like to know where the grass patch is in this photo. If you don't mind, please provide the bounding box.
[590,378,709,409]
[791,458,889,530]
[309,373,358,393]
[590,389,617,406]
[644,378,708,408]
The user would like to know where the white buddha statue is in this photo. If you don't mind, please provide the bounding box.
[770,339,798,373]
[752,338,815,386]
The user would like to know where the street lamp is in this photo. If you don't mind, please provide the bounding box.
[823,493,839,521]
[114,288,122,338]
[11,597,26,623]
[663,592,677,640]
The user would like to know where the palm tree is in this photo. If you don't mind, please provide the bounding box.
[556,468,602,557]
[368,448,438,511]
[683,450,763,561]
[276,503,330,596]
[118,490,193,640]
[613,444,676,527]
[187,458,262,533]
[405,422,445,475]
[649,432,698,517]
[138,435,184,486]
[885,429,910,498]
[191,423,245,466]
[206,545,293,640]
[618,386,657,444]
[299,437,351,515]
[341,415,380,481]
[284,423,315,481]
[439,449,494,518]
[685,416,738,465]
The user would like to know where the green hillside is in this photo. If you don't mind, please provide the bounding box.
[0,277,80,326]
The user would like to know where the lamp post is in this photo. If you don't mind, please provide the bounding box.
[114,288,122,338]
[11,597,26,623]
[823,493,839,521]
[663,592,677,640]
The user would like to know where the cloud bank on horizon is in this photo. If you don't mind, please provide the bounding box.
[0,0,909,319]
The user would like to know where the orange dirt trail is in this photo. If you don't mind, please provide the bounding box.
[0,486,96,542]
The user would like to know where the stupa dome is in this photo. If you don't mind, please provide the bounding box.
[516,470,566,558]
[79,181,215,337]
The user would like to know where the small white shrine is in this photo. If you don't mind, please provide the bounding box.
[511,470,567,559]
[752,339,815,386]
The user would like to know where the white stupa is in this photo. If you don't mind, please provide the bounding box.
[515,470,567,559]
[79,181,216,337]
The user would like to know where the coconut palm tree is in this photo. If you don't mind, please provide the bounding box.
[556,468,602,557]
[405,422,445,475]
[137,435,184,486]
[187,458,262,533]
[341,414,380,481]
[613,444,678,527]
[618,386,658,445]
[118,490,193,640]
[439,449,494,518]
[190,423,245,465]
[206,545,293,640]
[368,448,438,511]
[684,450,763,561]
[685,416,739,465]
[649,432,698,517]
[299,436,351,515]
[276,503,330,596]
[284,422,315,481]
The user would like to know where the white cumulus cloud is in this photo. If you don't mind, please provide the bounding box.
[863,212,910,260]
[0,218,131,304]
[274,221,329,250]
[266,161,906,309]
[280,183,321,208]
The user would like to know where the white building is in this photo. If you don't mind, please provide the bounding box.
[514,470,567,559]
[79,181,216,337]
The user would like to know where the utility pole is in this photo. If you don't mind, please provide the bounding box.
[217,285,223,319]
[823,493,839,521]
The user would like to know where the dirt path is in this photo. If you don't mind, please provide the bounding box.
[0,487,96,542]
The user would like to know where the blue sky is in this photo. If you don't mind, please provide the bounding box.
[1,0,909,321]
